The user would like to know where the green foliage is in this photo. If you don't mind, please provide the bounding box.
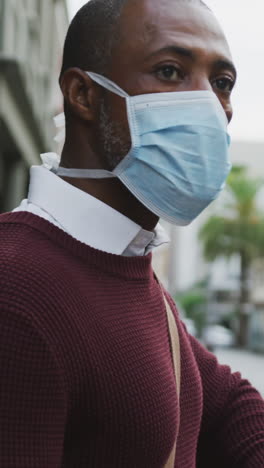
[175,286,207,335]
[177,290,206,313]
[227,167,264,219]
[199,166,264,262]
[199,165,264,346]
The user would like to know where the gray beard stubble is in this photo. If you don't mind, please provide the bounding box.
[98,98,131,170]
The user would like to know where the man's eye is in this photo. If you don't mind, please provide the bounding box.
[213,77,235,93]
[156,65,183,81]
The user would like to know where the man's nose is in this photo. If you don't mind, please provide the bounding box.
[190,76,213,92]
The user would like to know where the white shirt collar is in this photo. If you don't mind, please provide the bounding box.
[23,164,169,256]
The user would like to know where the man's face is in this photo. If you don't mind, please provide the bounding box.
[96,0,236,169]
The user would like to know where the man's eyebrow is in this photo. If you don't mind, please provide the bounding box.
[145,46,237,79]
[213,60,237,80]
[145,45,195,61]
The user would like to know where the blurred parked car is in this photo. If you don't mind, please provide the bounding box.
[202,325,235,351]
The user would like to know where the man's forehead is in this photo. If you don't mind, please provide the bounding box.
[120,0,213,32]
[118,0,231,61]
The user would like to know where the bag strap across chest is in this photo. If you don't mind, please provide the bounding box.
[163,294,181,468]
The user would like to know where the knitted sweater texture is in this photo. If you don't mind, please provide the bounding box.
[0,212,263,468]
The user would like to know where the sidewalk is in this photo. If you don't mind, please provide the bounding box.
[214,348,264,396]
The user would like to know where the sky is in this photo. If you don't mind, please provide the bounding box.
[66,0,264,142]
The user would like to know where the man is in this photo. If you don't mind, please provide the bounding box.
[0,0,263,466]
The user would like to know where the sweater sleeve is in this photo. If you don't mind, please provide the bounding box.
[188,333,264,467]
[0,306,67,468]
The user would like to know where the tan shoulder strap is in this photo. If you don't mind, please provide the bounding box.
[163,294,181,468]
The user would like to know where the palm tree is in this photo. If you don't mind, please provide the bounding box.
[199,166,264,347]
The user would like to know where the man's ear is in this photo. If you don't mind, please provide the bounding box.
[60,68,100,122]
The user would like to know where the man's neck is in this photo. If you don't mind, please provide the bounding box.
[60,139,159,232]
[60,176,158,232]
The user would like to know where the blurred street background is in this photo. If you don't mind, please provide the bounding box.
[0,0,264,395]
[215,348,264,397]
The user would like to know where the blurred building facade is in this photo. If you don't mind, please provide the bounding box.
[0,0,68,213]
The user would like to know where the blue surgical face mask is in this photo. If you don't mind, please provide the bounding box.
[56,71,231,225]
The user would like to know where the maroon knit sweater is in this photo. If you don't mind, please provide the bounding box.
[0,212,264,468]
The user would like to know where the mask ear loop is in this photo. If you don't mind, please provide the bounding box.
[52,72,131,177]
[40,152,60,171]
[86,72,130,99]
[53,112,66,144]
[53,73,129,145]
